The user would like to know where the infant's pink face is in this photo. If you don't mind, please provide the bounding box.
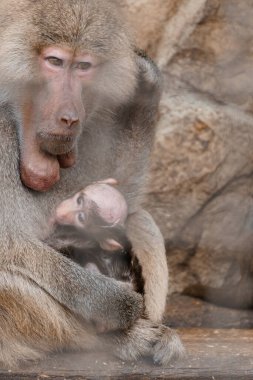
[54,182,128,230]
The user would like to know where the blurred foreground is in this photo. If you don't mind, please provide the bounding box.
[1,294,252,379]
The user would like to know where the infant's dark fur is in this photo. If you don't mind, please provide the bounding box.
[46,223,144,294]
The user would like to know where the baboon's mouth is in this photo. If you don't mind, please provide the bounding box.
[37,132,76,156]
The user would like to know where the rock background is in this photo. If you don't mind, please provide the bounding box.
[124,0,253,302]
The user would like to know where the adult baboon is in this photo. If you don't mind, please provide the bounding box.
[0,0,183,367]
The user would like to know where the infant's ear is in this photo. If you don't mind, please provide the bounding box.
[96,178,118,186]
[100,238,123,251]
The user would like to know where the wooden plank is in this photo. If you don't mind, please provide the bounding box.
[0,328,252,380]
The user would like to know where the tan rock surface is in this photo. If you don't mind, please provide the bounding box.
[124,0,253,303]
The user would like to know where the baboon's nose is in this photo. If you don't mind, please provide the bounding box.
[60,112,79,128]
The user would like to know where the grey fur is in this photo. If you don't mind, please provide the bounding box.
[0,0,184,367]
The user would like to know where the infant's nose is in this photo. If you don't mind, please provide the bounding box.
[55,205,75,226]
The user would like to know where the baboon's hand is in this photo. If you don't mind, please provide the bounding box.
[76,277,144,332]
[95,288,143,333]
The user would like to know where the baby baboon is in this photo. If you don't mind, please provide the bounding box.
[47,180,144,293]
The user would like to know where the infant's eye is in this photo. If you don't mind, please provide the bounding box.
[78,212,86,224]
[76,194,83,206]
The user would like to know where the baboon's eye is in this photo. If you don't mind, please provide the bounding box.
[46,56,64,67]
[77,62,92,71]
[78,212,86,224]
